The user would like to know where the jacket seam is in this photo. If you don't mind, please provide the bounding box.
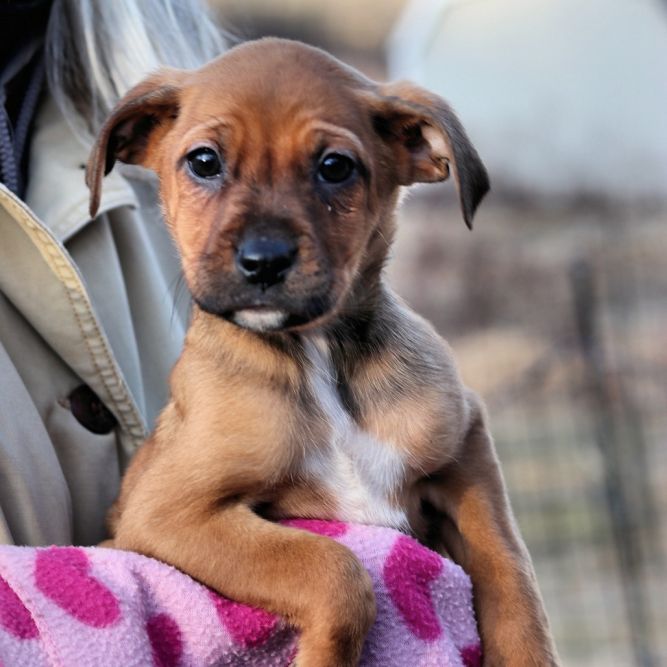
[0,189,146,447]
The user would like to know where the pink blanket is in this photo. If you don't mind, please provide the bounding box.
[0,520,481,666]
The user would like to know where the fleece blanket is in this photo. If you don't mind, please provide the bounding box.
[0,520,481,667]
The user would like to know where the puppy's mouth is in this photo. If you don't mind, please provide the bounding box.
[194,295,332,333]
[231,308,289,333]
[228,306,330,333]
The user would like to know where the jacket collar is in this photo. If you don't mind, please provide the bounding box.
[0,97,146,451]
[24,97,138,242]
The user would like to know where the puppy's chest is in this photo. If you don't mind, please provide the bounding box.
[299,337,410,530]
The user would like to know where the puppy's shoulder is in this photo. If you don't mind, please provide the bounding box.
[384,289,462,376]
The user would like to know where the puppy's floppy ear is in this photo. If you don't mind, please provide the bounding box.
[86,68,186,218]
[367,81,489,229]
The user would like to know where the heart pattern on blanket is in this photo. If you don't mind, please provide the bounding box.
[210,591,279,648]
[460,642,483,667]
[146,612,183,667]
[383,535,443,641]
[282,518,349,538]
[35,547,121,628]
[0,574,38,639]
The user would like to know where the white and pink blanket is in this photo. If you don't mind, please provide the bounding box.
[0,520,481,666]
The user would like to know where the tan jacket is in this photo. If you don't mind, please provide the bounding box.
[0,98,188,547]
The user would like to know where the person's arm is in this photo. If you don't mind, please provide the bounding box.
[0,521,480,666]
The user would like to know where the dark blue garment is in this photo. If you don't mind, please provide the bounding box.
[0,0,52,196]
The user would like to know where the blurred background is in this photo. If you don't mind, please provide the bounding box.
[208,1,667,665]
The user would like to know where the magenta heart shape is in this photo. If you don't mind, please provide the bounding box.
[460,642,483,667]
[281,519,348,538]
[0,573,39,639]
[35,547,121,628]
[210,591,278,648]
[146,612,183,667]
[383,535,443,641]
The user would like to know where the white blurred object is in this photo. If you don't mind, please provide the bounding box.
[388,0,667,201]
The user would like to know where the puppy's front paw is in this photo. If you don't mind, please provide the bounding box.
[295,548,376,667]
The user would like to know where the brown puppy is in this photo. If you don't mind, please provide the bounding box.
[87,38,559,666]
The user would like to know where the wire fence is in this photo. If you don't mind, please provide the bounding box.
[390,194,667,666]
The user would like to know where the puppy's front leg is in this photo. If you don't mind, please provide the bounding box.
[114,469,375,667]
[425,397,559,666]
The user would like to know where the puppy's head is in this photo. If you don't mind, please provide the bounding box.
[87,38,489,333]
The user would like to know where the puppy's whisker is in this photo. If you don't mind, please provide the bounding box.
[168,271,190,328]
[374,227,392,250]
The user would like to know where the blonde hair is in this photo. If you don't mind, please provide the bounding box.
[45,0,226,137]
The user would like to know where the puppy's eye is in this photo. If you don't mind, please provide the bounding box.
[187,147,223,179]
[318,153,355,184]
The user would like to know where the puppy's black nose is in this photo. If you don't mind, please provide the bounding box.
[236,237,297,287]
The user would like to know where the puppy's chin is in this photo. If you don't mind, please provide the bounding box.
[232,309,288,333]
[195,291,336,333]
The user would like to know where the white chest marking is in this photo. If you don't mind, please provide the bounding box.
[301,335,409,530]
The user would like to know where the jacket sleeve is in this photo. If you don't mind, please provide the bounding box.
[0,340,74,546]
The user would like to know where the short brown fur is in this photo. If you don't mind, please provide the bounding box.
[88,38,559,666]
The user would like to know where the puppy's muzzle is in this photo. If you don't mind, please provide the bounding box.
[236,235,298,289]
[196,226,330,334]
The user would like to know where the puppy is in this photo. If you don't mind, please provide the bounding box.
[87,38,558,666]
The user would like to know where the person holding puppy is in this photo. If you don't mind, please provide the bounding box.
[0,0,224,547]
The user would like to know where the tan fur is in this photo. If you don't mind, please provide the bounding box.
[89,38,559,666]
